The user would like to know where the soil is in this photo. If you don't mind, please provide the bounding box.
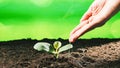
[0,38,120,68]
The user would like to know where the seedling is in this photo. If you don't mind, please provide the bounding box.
[33,41,73,58]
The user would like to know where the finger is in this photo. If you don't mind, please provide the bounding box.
[80,9,92,22]
[70,20,88,36]
[69,21,90,42]
[69,22,95,43]
[69,8,92,42]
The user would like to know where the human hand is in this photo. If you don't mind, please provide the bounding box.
[69,0,120,43]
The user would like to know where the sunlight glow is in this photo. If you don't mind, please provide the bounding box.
[31,0,53,7]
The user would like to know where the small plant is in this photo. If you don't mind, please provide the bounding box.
[33,41,73,58]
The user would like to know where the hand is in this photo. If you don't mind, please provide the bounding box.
[69,0,120,43]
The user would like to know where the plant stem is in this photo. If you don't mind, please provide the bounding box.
[56,53,59,58]
[55,49,59,58]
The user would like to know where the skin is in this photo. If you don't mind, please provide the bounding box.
[69,0,120,43]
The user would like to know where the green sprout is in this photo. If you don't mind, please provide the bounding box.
[33,41,73,58]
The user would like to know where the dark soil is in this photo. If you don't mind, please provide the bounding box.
[0,38,120,68]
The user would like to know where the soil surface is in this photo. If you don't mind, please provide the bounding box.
[0,38,120,68]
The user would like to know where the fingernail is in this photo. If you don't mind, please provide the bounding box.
[69,37,73,43]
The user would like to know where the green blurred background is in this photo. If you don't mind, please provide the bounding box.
[0,0,120,41]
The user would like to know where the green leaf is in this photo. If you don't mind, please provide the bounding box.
[53,41,62,50]
[59,44,73,53]
[33,42,51,52]
[49,45,56,53]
